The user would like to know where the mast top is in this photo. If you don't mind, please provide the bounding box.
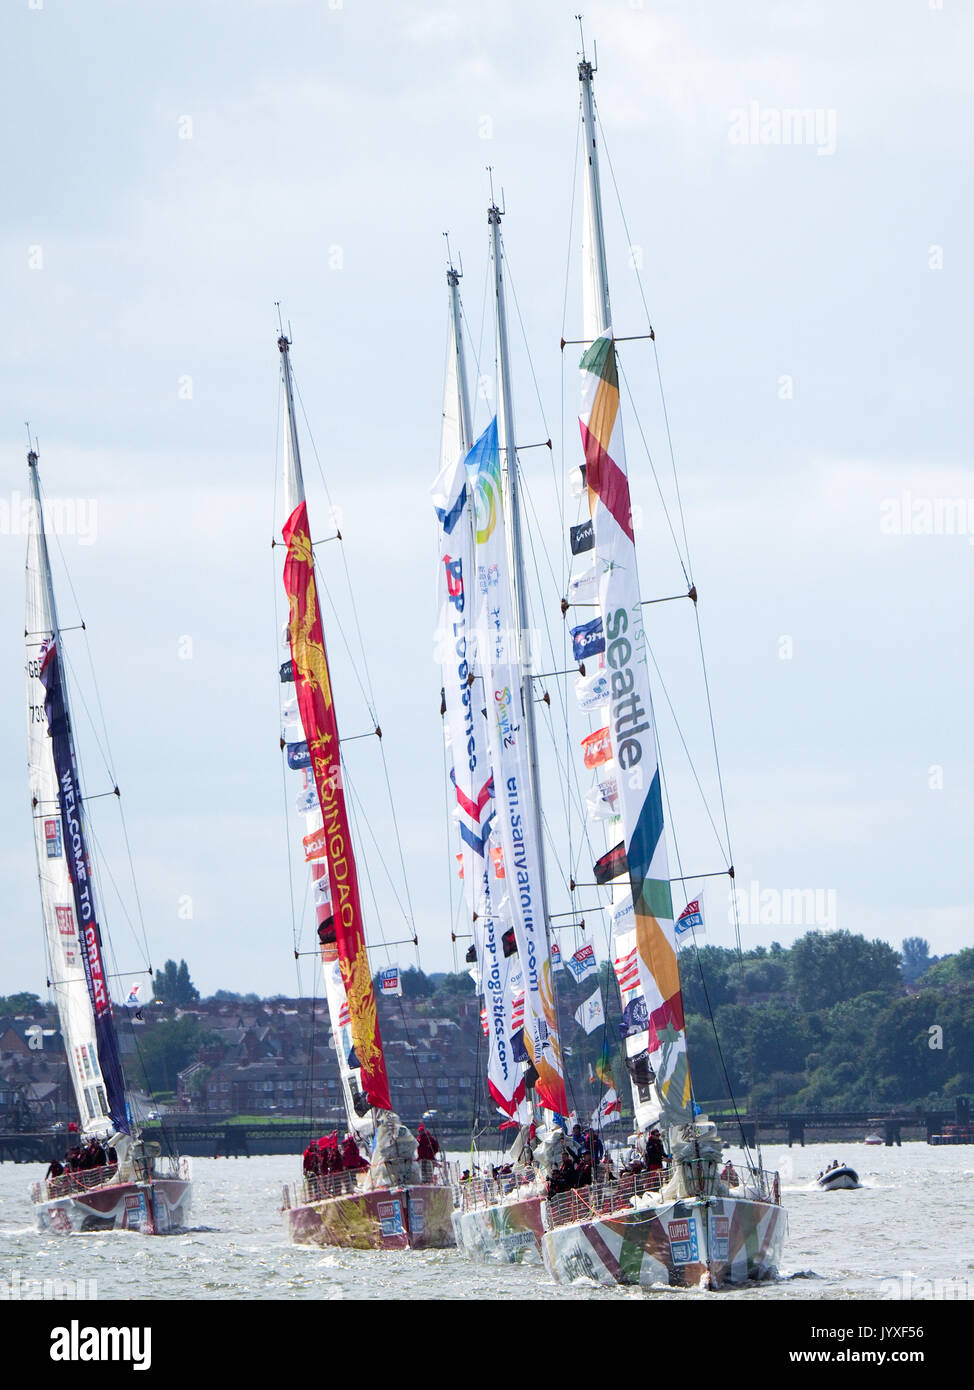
[576,13,596,77]
[444,231,462,286]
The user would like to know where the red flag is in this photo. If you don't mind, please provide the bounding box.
[283,501,391,1112]
[581,726,612,769]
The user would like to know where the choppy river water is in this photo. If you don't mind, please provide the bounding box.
[0,1142,970,1301]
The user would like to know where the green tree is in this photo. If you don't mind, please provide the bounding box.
[430,972,475,1005]
[901,937,936,985]
[918,948,974,991]
[152,959,200,1007]
[788,931,900,1012]
[136,1018,216,1094]
[680,946,741,1017]
[0,992,43,1016]
[738,959,788,997]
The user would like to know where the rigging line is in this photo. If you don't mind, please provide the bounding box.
[644,636,729,864]
[441,726,460,976]
[51,540,153,967]
[312,559,378,723]
[561,95,583,345]
[376,736,417,933]
[82,810,148,972]
[56,641,115,791]
[340,760,414,936]
[617,360,690,586]
[652,675,749,1156]
[653,702,706,1128]
[559,116,587,879]
[594,102,694,577]
[471,250,492,439]
[271,554,303,967]
[458,291,485,438]
[347,784,395,969]
[693,602,743,961]
[290,369,380,716]
[502,249,551,447]
[684,934,756,1165]
[271,361,309,991]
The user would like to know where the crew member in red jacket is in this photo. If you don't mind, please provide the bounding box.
[417,1124,440,1181]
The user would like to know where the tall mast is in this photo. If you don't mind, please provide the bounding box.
[27,451,61,640]
[573,48,693,1126]
[488,202,554,952]
[578,47,613,338]
[446,265,473,457]
[279,333,306,516]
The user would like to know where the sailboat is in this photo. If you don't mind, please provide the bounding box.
[436,228,589,1265]
[274,331,454,1250]
[25,447,191,1234]
[439,42,788,1289]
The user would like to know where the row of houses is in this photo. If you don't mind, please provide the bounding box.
[1,995,492,1130]
[173,997,486,1123]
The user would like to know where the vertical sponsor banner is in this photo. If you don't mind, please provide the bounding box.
[579,334,690,1121]
[40,640,128,1132]
[283,501,391,1113]
[432,446,523,1116]
[467,418,568,1116]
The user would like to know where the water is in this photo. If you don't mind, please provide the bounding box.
[1,1143,970,1300]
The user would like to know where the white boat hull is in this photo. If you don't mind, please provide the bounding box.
[541,1193,788,1290]
[451,1193,546,1264]
[33,1177,192,1234]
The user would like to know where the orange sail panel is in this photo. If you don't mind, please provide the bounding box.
[282,501,391,1112]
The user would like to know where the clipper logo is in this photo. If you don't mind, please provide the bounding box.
[44,818,62,858]
[50,1321,151,1371]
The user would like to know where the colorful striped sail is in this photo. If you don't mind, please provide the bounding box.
[578,332,691,1121]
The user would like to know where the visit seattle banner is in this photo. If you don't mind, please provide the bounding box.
[579,333,690,1121]
[432,444,524,1118]
[282,501,391,1112]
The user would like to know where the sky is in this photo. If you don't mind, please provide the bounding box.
[1,0,971,1001]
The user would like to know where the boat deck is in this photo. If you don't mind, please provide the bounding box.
[34,1156,188,1204]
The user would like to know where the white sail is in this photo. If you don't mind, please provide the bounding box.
[433,269,527,1117]
[25,455,115,1137]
